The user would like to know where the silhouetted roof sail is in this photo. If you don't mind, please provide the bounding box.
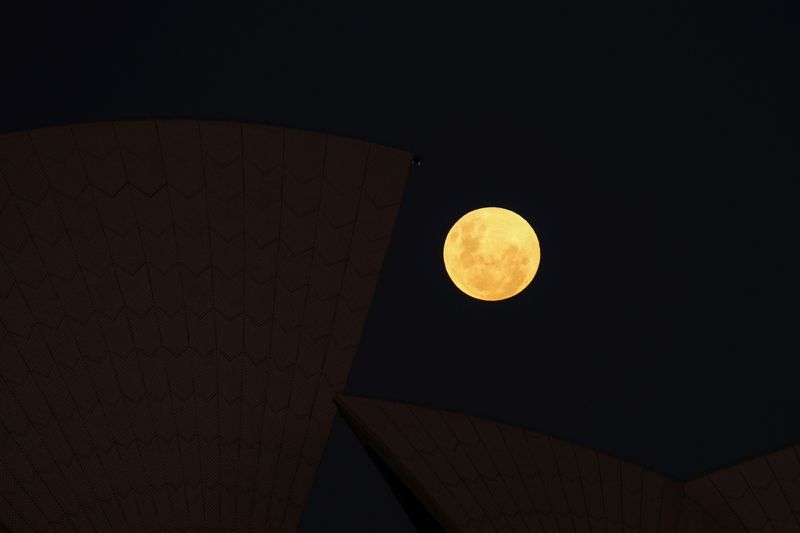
[337,394,800,533]
[0,121,411,532]
[683,445,800,533]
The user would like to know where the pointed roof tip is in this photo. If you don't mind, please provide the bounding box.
[332,392,364,414]
[332,392,364,410]
[331,392,344,406]
[340,396,800,533]
[334,392,369,402]
[341,397,692,532]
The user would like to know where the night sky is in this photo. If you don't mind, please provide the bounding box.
[2,1,798,531]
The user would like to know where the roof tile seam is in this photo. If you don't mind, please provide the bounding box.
[267,136,331,533]
[23,162,320,204]
[0,165,137,531]
[243,126,286,533]
[263,143,372,533]
[342,398,767,533]
[594,442,622,524]
[70,124,183,531]
[0,295,372,336]
[762,456,800,527]
[226,123,247,533]
[0,196,390,251]
[113,121,197,532]
[0,229,388,283]
[466,415,533,530]
[706,474,759,532]
[0,312,364,374]
[1,125,413,532]
[584,445,608,521]
[385,403,501,531]
[197,120,226,531]
[0,392,72,531]
[495,425,548,532]
[655,474,670,533]
[544,436,582,533]
[283,148,411,524]
[521,432,567,532]
[723,468,774,530]
[9,140,161,533]
[638,454,650,530]
[335,399,465,533]
[3,430,329,464]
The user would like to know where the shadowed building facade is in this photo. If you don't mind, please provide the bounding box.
[0,121,411,532]
[337,395,800,533]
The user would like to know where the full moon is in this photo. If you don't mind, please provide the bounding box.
[443,207,540,301]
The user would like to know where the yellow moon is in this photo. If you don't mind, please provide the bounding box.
[443,207,540,301]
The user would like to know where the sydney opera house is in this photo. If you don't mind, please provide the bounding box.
[0,121,797,532]
[337,395,800,533]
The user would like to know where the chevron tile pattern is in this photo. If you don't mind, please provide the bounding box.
[0,121,411,533]
[336,395,800,533]
[683,446,800,533]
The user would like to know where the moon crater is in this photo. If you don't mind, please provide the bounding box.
[443,207,540,301]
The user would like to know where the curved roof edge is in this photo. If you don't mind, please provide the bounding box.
[0,118,419,161]
[337,394,797,533]
[0,121,412,532]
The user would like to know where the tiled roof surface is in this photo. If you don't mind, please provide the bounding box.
[683,446,800,533]
[336,395,690,532]
[0,121,411,533]
[337,395,800,533]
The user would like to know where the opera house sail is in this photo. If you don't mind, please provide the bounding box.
[0,121,411,532]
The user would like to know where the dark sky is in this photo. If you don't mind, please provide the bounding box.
[2,1,798,531]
